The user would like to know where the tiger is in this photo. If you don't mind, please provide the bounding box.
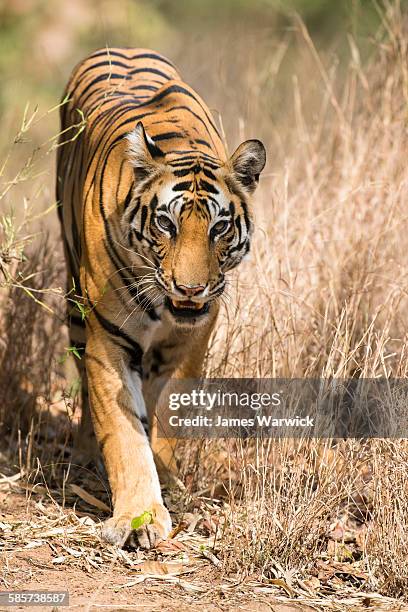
[57,47,266,549]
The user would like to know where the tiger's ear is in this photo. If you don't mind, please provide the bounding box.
[228,139,266,194]
[126,122,165,182]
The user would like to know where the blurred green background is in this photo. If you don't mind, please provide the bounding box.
[0,0,398,217]
[0,0,382,133]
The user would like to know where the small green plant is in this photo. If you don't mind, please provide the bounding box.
[67,278,108,321]
[58,346,84,364]
[131,511,154,530]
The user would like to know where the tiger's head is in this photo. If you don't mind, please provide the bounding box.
[123,122,266,327]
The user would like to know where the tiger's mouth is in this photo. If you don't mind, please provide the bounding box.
[165,297,209,318]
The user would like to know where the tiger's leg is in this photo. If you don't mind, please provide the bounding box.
[144,316,217,481]
[71,336,101,467]
[67,298,100,466]
[85,329,171,549]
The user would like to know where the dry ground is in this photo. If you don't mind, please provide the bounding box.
[0,419,407,611]
[1,475,406,612]
[0,492,319,612]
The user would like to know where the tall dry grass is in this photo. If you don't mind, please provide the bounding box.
[0,0,407,601]
[208,8,408,380]
[185,1,408,598]
[0,105,69,473]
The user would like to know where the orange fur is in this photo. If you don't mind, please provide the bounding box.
[57,47,265,548]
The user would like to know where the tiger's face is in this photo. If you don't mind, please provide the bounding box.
[124,122,266,327]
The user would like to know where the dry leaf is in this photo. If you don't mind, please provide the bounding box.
[133,560,185,575]
[60,544,82,557]
[300,577,321,594]
[316,560,368,582]
[24,540,45,549]
[168,521,188,538]
[155,539,187,553]
[269,578,295,597]
[201,548,221,567]
[331,561,368,580]
[70,484,110,513]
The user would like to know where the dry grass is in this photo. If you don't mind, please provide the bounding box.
[198,0,408,601]
[0,102,69,475]
[1,1,408,609]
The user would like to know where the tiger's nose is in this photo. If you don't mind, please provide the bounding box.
[175,283,206,297]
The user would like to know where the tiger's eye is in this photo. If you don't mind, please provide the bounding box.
[157,215,175,233]
[212,220,229,235]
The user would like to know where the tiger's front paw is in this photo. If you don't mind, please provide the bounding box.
[101,502,172,549]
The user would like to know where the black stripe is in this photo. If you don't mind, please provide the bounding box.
[130,67,170,79]
[88,49,177,69]
[130,52,177,69]
[202,167,217,181]
[199,179,219,194]
[194,138,212,149]
[173,167,193,177]
[149,194,158,211]
[130,84,158,92]
[123,186,133,209]
[172,181,192,192]
[169,158,221,170]
[89,321,145,383]
[79,72,130,105]
[168,149,220,161]
[240,200,251,233]
[140,205,148,235]
[163,105,219,147]
[115,159,126,203]
[121,343,143,375]
[235,215,242,242]
[136,85,220,136]
[93,305,143,360]
[89,49,134,60]
[153,131,184,141]
[133,229,154,247]
[81,59,133,73]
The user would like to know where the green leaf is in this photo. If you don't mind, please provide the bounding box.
[131,511,154,530]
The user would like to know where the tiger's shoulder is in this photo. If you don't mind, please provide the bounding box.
[62,47,224,162]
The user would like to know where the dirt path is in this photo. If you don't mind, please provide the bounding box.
[0,475,406,611]
[0,488,319,611]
